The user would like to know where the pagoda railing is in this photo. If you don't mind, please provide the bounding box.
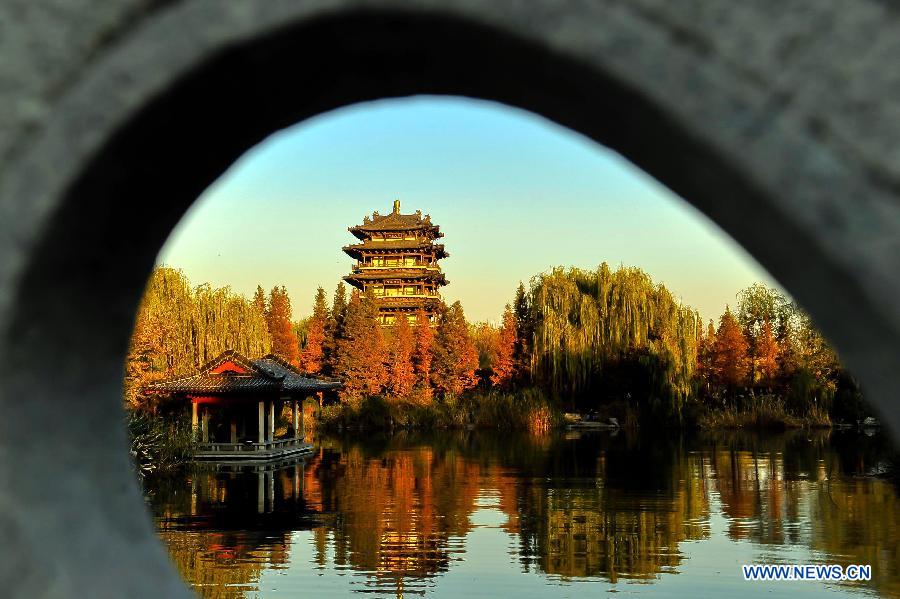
[357,263,440,270]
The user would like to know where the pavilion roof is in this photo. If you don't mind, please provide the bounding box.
[344,270,448,285]
[146,349,341,395]
[348,205,442,240]
[342,240,448,260]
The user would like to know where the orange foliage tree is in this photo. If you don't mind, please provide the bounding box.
[711,307,750,389]
[755,319,779,387]
[266,286,300,364]
[412,309,434,403]
[334,291,387,404]
[300,286,328,373]
[431,301,479,396]
[490,304,517,388]
[387,315,416,399]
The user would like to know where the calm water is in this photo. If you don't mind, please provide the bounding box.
[144,429,900,598]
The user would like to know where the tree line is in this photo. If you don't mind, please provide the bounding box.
[127,264,866,427]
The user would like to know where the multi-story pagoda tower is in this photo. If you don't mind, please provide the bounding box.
[343,200,448,325]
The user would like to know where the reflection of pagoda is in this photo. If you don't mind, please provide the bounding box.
[343,200,448,325]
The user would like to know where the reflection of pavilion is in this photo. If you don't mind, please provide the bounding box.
[149,350,340,461]
[151,457,320,598]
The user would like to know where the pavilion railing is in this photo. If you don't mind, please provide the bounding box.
[196,437,308,454]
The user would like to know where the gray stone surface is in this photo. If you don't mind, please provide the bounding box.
[1,0,899,596]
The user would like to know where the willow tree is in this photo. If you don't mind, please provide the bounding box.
[125,267,270,408]
[527,264,699,417]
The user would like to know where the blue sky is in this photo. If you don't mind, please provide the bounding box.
[158,96,779,324]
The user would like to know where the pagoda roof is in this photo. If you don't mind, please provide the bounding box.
[342,240,448,259]
[146,349,341,395]
[375,296,444,310]
[344,269,448,284]
[348,202,442,240]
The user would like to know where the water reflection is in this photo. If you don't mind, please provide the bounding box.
[145,430,900,598]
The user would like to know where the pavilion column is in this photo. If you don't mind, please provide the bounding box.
[258,401,265,444]
[191,399,198,433]
[201,407,209,443]
[267,400,275,443]
[230,416,237,444]
[292,400,299,440]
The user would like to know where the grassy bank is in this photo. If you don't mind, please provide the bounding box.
[692,395,832,430]
[310,388,561,435]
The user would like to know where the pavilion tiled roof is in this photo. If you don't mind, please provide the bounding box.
[344,269,448,284]
[147,349,341,395]
[348,204,442,240]
[375,296,444,309]
[342,240,449,259]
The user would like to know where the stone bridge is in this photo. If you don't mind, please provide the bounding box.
[2,1,899,596]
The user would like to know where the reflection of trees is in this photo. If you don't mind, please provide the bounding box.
[147,429,900,598]
[302,440,480,595]
[703,430,900,597]
[513,436,711,582]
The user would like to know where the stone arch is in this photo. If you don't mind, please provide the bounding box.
[2,2,899,596]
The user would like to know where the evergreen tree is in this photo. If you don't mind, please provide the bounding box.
[431,301,479,396]
[513,281,533,380]
[324,282,348,374]
[300,286,328,373]
[334,291,387,404]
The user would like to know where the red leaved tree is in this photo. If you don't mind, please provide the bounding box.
[711,307,750,389]
[490,304,517,388]
[412,309,434,404]
[432,301,479,396]
[267,286,300,364]
[387,315,415,399]
[334,290,387,404]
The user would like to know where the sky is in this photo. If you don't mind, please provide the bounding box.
[157,96,780,324]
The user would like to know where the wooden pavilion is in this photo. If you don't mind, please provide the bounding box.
[148,349,341,461]
[343,199,448,325]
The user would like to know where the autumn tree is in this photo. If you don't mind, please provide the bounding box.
[324,282,348,374]
[253,285,267,318]
[711,307,750,389]
[412,309,434,403]
[755,319,779,387]
[471,321,500,384]
[333,291,387,404]
[696,319,717,394]
[124,267,269,409]
[736,283,788,385]
[300,286,328,373]
[266,286,300,363]
[491,304,517,388]
[431,301,479,396]
[387,315,415,398]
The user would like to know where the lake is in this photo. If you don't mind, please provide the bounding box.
[143,428,899,598]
